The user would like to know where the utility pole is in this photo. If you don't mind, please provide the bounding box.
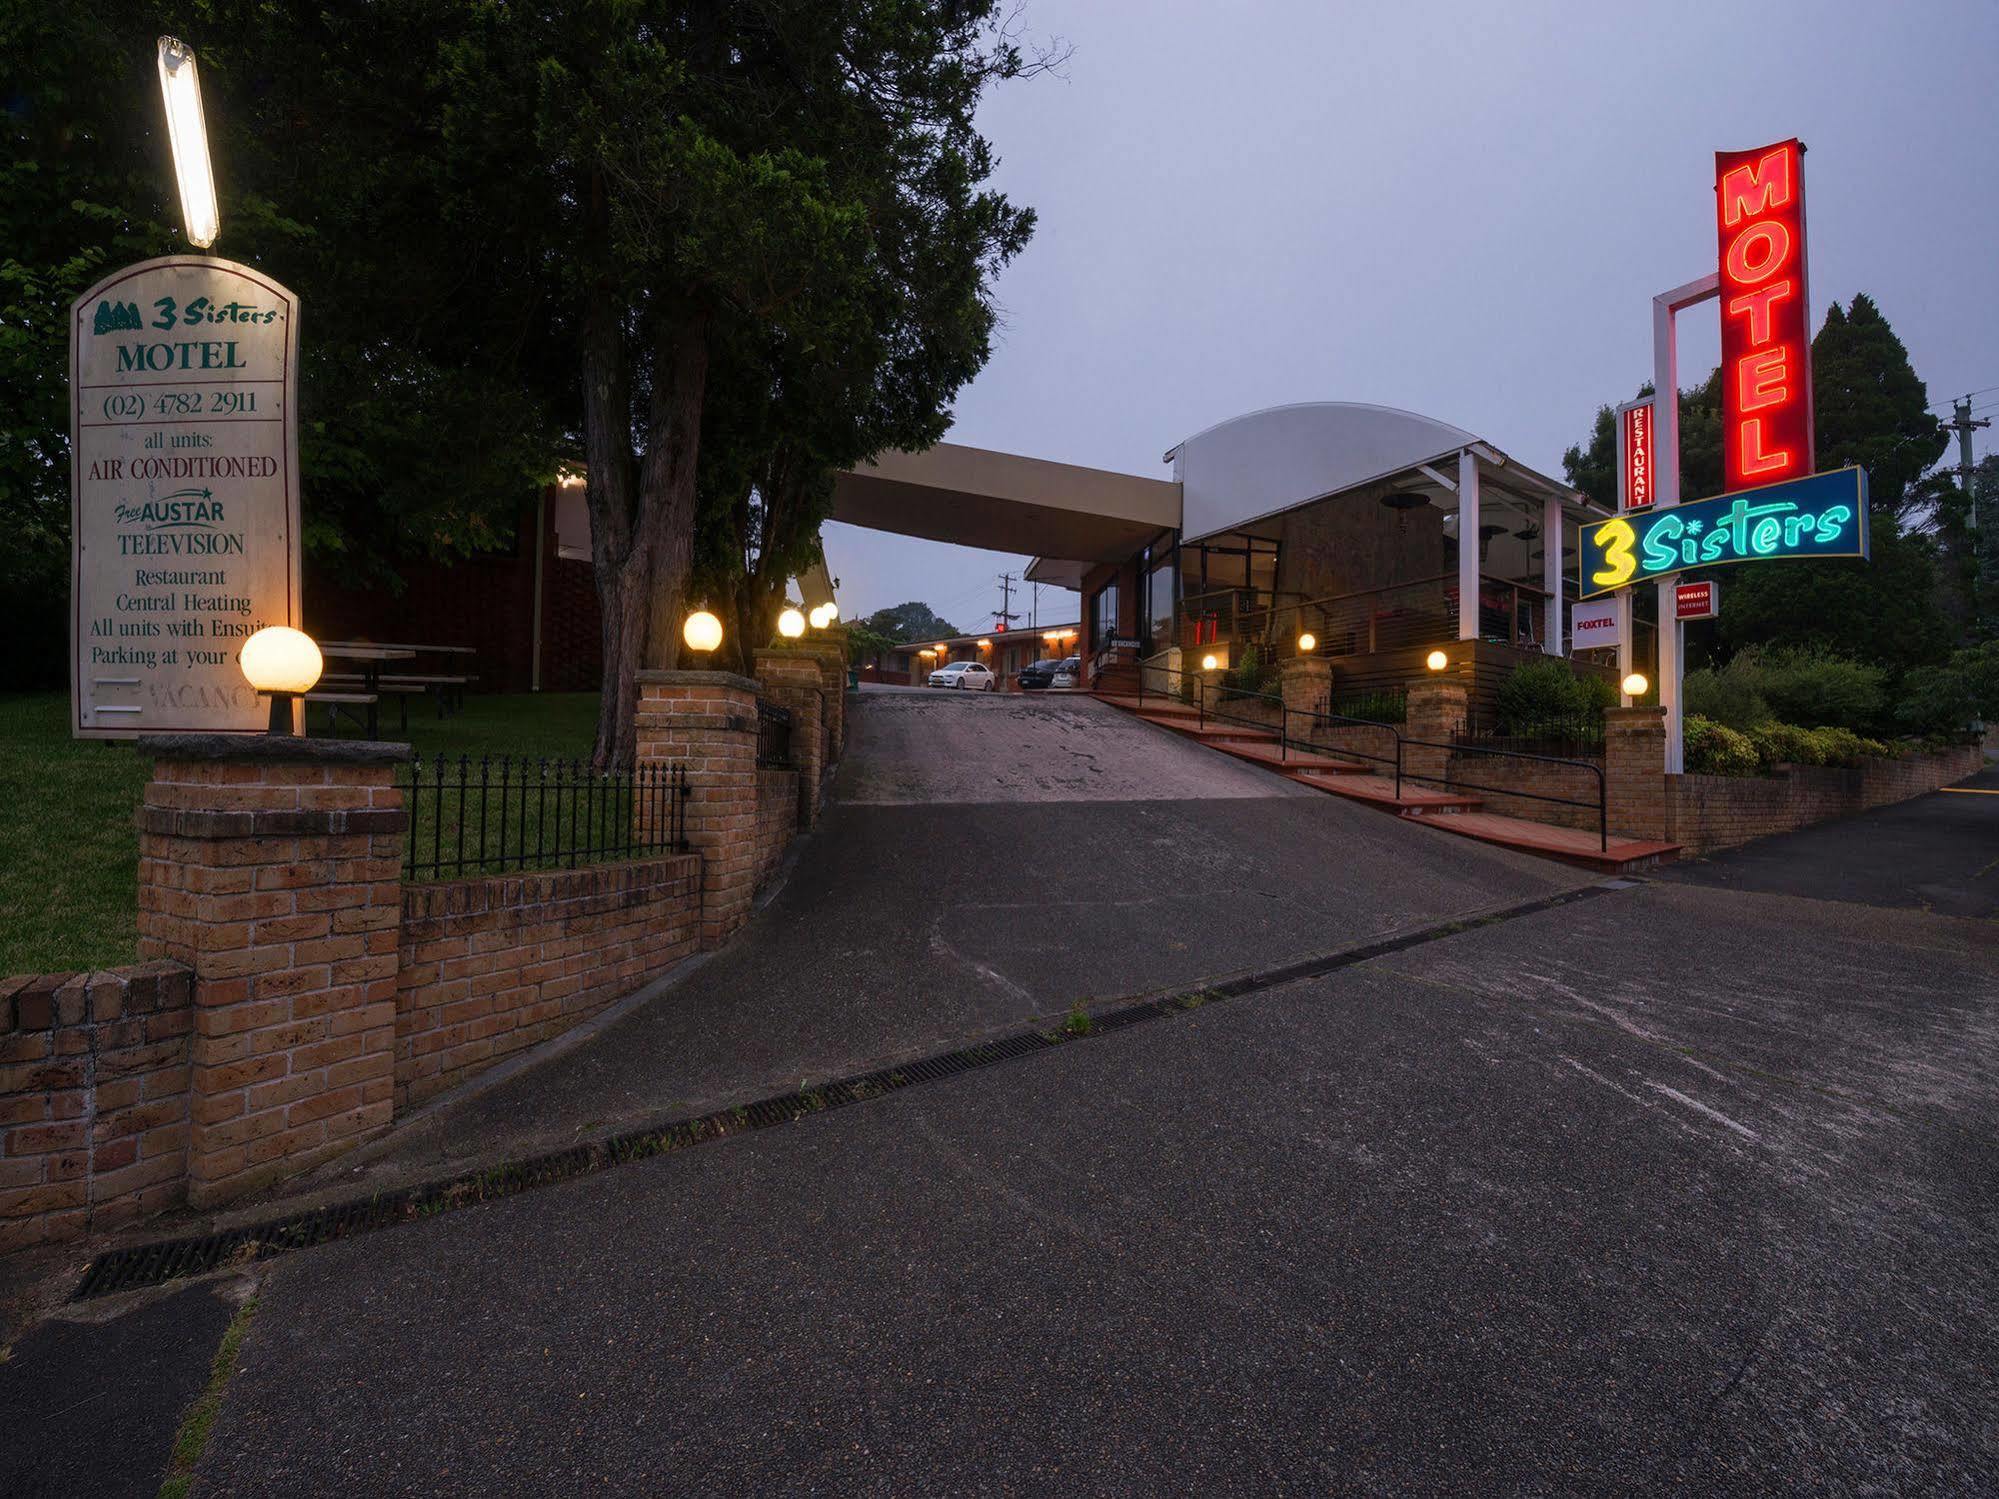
[1031,582,1040,629]
[1943,396,1991,528]
[995,572,1020,632]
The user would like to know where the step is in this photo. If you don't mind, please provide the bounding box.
[1293,772,1483,811]
[1399,809,1681,873]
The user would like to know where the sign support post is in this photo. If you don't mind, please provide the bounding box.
[1650,273,1719,771]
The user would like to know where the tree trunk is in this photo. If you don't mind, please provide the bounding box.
[591,307,711,769]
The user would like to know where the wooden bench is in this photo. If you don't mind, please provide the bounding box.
[304,690,380,736]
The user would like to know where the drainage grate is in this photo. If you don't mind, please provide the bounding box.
[72,879,1628,1301]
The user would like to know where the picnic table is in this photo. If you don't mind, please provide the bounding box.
[310,641,483,738]
[312,642,415,739]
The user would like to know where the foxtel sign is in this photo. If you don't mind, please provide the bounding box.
[1718,139,1813,492]
[1578,467,1867,599]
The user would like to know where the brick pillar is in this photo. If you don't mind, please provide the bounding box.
[1605,706,1669,841]
[135,735,406,1208]
[755,650,826,829]
[1404,675,1468,787]
[798,633,849,760]
[635,671,760,947]
[1279,657,1332,720]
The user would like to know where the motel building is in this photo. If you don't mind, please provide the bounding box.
[457,402,1622,703]
[864,623,1080,688]
[829,402,1621,709]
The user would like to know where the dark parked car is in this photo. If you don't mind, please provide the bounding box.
[1017,658,1060,690]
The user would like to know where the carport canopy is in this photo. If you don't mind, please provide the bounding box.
[832,442,1180,585]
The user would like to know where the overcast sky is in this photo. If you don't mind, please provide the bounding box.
[822,0,1999,632]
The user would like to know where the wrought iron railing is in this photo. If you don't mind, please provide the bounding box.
[1454,708,1605,761]
[403,754,689,882]
[757,700,794,768]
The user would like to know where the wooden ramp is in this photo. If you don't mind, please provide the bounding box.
[1091,692,1678,874]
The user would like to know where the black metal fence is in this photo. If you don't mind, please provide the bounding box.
[1328,689,1407,725]
[1456,708,1605,761]
[403,754,689,883]
[757,700,794,768]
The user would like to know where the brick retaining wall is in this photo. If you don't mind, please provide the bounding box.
[1,962,194,1252]
[395,855,702,1111]
[1669,743,1986,854]
[753,769,799,894]
[1444,752,1605,834]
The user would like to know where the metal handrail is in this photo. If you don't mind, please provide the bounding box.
[1398,737,1608,852]
[1129,662,1607,850]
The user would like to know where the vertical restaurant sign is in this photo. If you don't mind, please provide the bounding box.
[1616,396,1655,511]
[1716,139,1812,493]
[70,257,301,738]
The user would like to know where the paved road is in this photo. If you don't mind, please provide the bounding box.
[267,691,1579,1196]
[9,701,1996,1494]
[193,878,1998,1495]
[1656,761,1999,917]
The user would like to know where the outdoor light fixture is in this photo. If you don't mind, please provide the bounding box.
[777,607,806,639]
[156,37,219,249]
[977,638,991,649]
[1622,672,1650,697]
[1201,654,1219,671]
[683,610,723,654]
[1426,649,1449,672]
[807,603,836,629]
[1297,632,1317,653]
[1043,631,1060,643]
[239,626,321,735]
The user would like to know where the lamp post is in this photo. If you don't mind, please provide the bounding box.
[1425,649,1449,672]
[239,626,322,735]
[156,37,219,249]
[777,607,806,640]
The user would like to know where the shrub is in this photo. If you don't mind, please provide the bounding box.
[1897,641,1999,734]
[1682,666,1772,730]
[1805,725,1895,767]
[1496,659,1610,735]
[1739,647,1885,732]
[1683,715,1762,776]
[1748,722,1824,767]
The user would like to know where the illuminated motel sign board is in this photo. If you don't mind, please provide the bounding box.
[1581,138,1869,604]
[1579,466,1867,598]
[1716,139,1813,490]
[1617,396,1655,510]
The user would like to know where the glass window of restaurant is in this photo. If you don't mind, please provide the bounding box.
[1089,581,1119,654]
[1176,534,1279,647]
[1145,541,1176,655]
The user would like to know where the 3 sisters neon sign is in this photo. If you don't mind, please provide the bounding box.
[1716,139,1813,491]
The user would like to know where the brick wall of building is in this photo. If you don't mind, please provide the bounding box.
[1668,743,1985,854]
[395,855,703,1112]
[0,963,194,1253]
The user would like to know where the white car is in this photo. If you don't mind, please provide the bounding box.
[928,660,996,691]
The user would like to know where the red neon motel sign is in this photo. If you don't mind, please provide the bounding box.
[1618,398,1655,510]
[1716,139,1813,493]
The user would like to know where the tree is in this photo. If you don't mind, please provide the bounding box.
[1713,295,1950,675]
[863,601,961,644]
[435,3,1043,765]
[0,0,565,695]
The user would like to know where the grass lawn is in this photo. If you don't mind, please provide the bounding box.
[0,691,601,977]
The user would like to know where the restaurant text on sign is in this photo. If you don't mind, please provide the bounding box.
[1617,397,1655,510]
[1716,139,1813,493]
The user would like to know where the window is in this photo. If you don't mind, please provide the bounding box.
[1148,552,1176,650]
[1090,582,1120,649]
